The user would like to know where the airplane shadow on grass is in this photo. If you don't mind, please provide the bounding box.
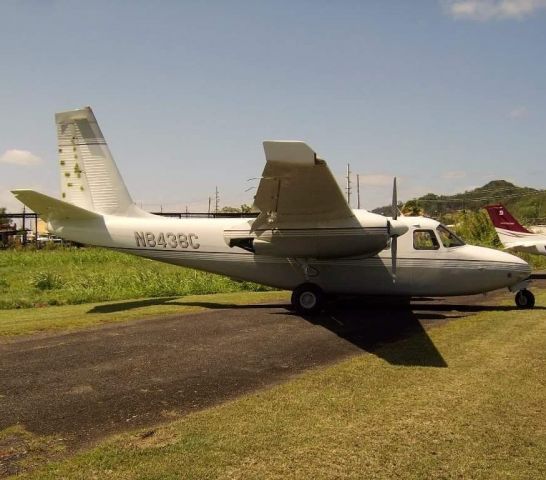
[304,298,545,368]
[292,299,453,369]
[87,297,285,314]
[88,296,546,369]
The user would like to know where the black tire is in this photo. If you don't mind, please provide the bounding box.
[515,289,535,309]
[291,283,325,315]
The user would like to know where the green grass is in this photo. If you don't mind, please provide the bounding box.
[11,289,546,479]
[516,251,546,270]
[0,291,288,338]
[0,247,273,309]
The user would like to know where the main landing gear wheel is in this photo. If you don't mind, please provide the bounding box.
[291,283,325,315]
[515,289,535,309]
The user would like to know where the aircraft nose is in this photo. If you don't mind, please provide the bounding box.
[465,245,531,281]
[505,252,532,278]
[492,249,531,281]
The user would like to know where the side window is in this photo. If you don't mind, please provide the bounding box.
[413,229,440,250]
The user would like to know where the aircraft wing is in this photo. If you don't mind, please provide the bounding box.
[503,242,530,249]
[252,141,355,229]
[224,141,393,258]
[504,240,544,250]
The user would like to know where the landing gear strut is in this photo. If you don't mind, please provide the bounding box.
[515,289,535,309]
[291,283,325,315]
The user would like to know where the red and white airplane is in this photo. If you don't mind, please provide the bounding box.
[485,204,546,256]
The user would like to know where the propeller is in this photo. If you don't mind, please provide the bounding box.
[389,177,400,282]
[392,177,398,221]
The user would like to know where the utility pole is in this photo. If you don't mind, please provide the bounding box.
[215,186,220,214]
[356,173,361,209]
[208,196,211,216]
[346,163,351,206]
[34,215,38,247]
[22,206,27,246]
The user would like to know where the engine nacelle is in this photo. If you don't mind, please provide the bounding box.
[227,227,390,259]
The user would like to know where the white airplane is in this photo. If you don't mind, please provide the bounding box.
[12,107,535,313]
[485,204,546,257]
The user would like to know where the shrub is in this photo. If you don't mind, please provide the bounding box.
[31,272,64,291]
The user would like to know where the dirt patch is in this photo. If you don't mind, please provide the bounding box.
[0,427,64,477]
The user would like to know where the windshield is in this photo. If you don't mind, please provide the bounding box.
[436,225,465,248]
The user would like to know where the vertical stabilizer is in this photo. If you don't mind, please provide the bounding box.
[484,204,531,233]
[56,107,134,215]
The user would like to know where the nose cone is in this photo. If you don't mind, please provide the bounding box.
[464,245,531,281]
[389,219,409,237]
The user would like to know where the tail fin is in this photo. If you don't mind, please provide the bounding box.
[56,107,135,215]
[484,204,531,233]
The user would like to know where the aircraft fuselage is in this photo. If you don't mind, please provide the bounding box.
[48,212,531,297]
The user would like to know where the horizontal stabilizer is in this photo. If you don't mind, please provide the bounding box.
[11,190,101,222]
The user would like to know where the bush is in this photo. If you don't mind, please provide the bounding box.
[31,272,64,291]
[453,210,500,248]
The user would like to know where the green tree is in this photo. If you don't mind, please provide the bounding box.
[0,207,9,226]
[453,210,500,248]
[401,200,424,216]
[220,204,254,214]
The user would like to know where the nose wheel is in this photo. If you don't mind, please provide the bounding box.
[515,289,535,309]
[291,283,325,315]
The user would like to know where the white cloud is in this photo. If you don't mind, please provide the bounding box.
[445,0,546,21]
[0,149,42,166]
[442,170,467,179]
[508,106,529,119]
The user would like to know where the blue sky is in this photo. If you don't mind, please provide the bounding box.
[1,0,545,212]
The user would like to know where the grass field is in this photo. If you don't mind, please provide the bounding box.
[5,289,545,479]
[0,247,272,309]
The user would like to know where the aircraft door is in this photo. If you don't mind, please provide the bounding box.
[410,228,441,293]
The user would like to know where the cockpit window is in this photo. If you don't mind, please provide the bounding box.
[436,225,465,248]
[413,230,440,250]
